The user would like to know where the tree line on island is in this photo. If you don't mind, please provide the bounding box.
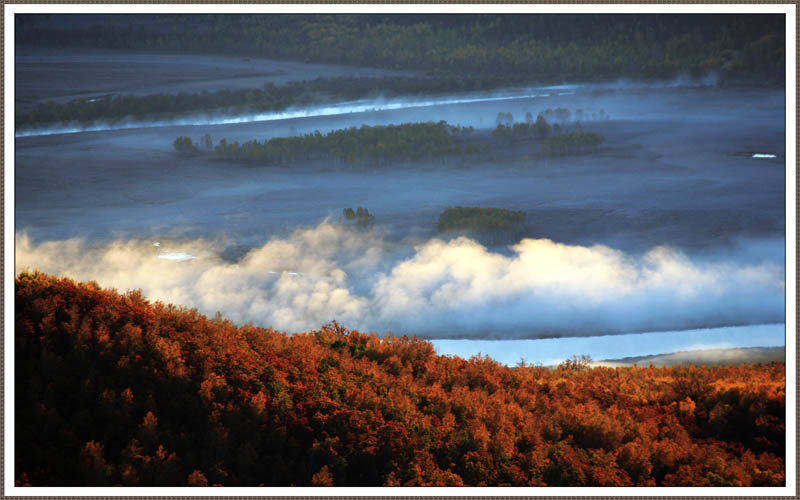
[16,272,785,486]
[438,207,525,234]
[333,205,527,245]
[176,121,484,166]
[437,207,526,245]
[490,111,605,156]
[173,115,605,167]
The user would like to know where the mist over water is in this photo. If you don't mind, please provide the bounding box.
[14,55,787,358]
[16,92,538,137]
[14,76,722,138]
[15,224,785,339]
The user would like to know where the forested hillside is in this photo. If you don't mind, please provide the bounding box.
[15,272,785,487]
[18,14,785,83]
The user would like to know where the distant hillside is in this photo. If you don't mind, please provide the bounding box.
[15,272,785,486]
[16,14,785,84]
[598,347,785,368]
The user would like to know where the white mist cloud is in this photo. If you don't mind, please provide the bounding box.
[14,91,541,137]
[15,76,721,138]
[15,223,784,338]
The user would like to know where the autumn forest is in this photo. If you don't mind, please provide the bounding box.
[15,273,785,487]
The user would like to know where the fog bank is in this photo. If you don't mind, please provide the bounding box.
[16,223,784,339]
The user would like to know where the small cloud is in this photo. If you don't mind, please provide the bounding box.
[157,252,195,261]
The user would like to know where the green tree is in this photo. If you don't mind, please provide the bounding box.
[173,136,198,155]
[535,114,551,138]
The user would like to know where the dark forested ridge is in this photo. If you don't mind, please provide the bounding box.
[15,14,785,130]
[16,272,785,487]
[18,14,785,83]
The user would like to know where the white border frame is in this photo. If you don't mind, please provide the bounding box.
[4,3,797,497]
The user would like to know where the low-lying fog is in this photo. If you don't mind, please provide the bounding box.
[14,53,787,359]
[16,225,784,340]
[14,79,779,138]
